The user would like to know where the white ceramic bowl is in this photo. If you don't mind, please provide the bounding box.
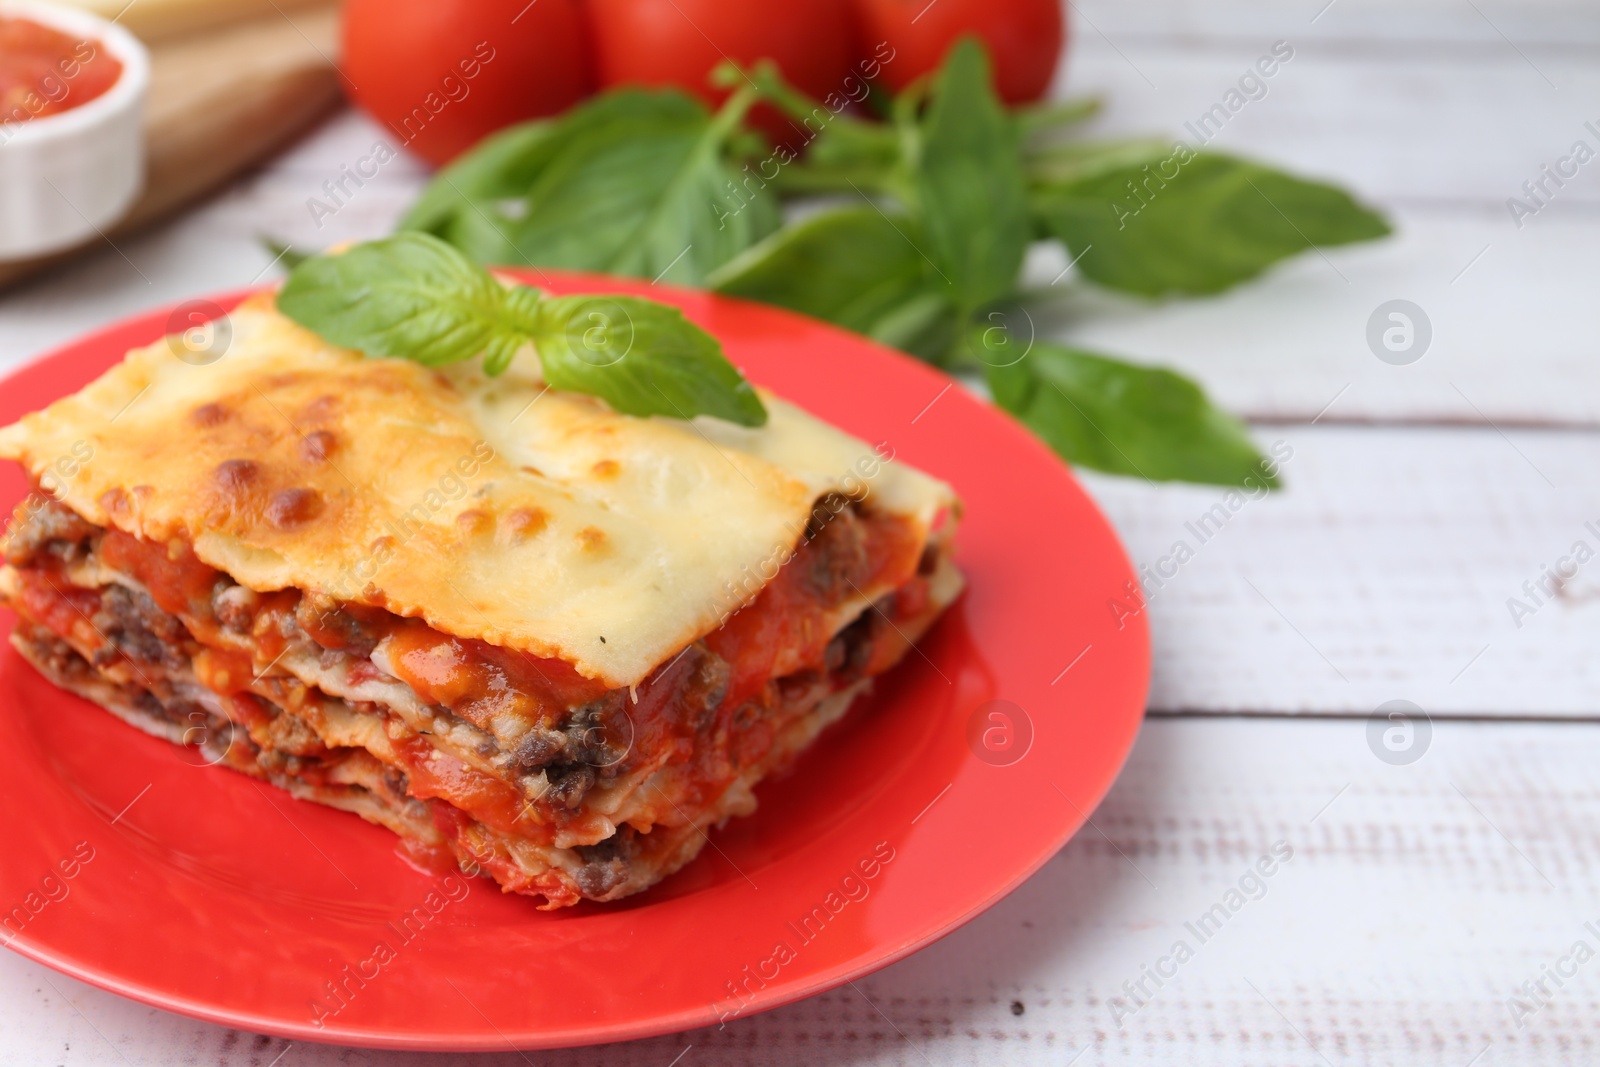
[0,1,149,260]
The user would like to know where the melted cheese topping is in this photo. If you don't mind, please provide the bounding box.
[0,294,958,687]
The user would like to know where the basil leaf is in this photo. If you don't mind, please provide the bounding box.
[708,206,963,363]
[1023,138,1174,186]
[518,111,778,285]
[916,38,1031,314]
[984,340,1277,488]
[535,295,767,427]
[399,90,779,284]
[401,93,701,268]
[278,234,539,368]
[1015,97,1103,141]
[280,237,765,426]
[399,120,559,241]
[1035,151,1391,296]
[866,291,960,363]
[709,207,927,328]
[502,89,777,286]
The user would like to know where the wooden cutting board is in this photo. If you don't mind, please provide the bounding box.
[58,0,333,42]
[0,2,343,290]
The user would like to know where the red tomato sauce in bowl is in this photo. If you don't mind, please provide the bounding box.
[0,15,123,124]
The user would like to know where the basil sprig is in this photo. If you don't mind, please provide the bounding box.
[277,234,767,428]
[380,37,1393,489]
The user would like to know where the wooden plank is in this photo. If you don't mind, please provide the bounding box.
[1075,0,1600,46]
[1074,424,1600,716]
[1026,211,1600,428]
[1061,19,1600,207]
[56,0,334,41]
[3,717,1595,1064]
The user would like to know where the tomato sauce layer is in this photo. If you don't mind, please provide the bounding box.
[706,506,924,707]
[9,501,931,838]
[86,494,924,717]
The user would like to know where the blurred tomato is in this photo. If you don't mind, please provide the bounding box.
[584,0,859,146]
[341,0,594,167]
[853,0,1063,104]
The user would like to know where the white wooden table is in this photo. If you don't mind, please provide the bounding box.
[2,1,1596,1063]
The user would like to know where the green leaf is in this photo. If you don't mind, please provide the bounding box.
[278,233,539,369]
[400,93,692,268]
[522,127,773,285]
[400,89,779,285]
[279,236,766,427]
[1014,97,1103,140]
[866,291,960,363]
[709,206,929,328]
[984,340,1279,488]
[1035,151,1391,296]
[1023,138,1174,186]
[915,38,1031,314]
[535,295,767,427]
[399,120,559,238]
[707,206,962,364]
[521,89,781,284]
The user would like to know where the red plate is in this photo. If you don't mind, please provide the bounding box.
[0,274,1148,1051]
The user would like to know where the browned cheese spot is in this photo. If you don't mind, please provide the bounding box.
[299,430,337,464]
[301,395,339,423]
[500,507,549,545]
[456,509,493,537]
[266,487,324,529]
[213,459,261,496]
[190,402,230,428]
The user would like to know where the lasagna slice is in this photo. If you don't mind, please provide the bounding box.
[0,294,961,907]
